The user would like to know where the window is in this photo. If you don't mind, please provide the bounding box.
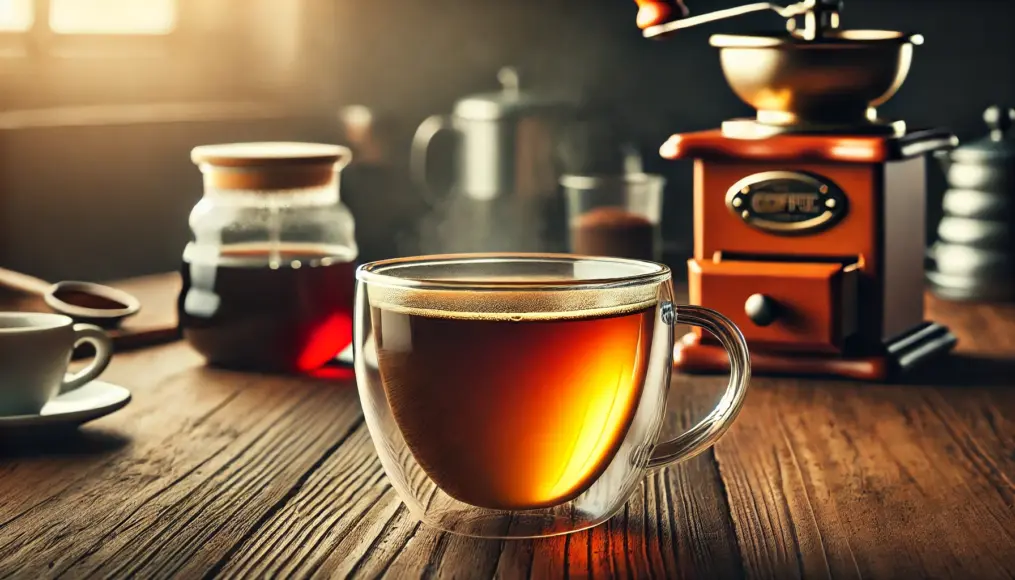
[50,0,176,35]
[1,0,315,113]
[2,0,176,35]
[0,0,32,32]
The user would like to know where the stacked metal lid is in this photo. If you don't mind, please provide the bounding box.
[928,105,1015,302]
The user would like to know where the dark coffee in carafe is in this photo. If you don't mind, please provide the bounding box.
[179,243,356,373]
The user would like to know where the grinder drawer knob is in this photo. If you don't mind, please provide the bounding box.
[745,294,779,327]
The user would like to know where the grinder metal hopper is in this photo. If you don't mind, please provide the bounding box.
[645,0,923,137]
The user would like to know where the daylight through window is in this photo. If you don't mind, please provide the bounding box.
[50,0,176,35]
[1,0,177,34]
[0,0,33,31]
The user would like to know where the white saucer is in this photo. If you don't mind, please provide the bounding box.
[0,381,131,430]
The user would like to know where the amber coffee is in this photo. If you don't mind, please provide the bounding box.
[371,298,656,511]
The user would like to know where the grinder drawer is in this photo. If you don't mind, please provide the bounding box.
[688,259,858,352]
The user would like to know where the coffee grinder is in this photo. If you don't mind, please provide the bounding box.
[642,0,958,380]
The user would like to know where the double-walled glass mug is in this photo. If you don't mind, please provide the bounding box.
[354,254,750,538]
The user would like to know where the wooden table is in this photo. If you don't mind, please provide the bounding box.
[2,275,1014,578]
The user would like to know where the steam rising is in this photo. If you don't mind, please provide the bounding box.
[401,99,634,257]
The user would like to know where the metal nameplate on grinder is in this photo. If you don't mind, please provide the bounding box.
[726,171,848,235]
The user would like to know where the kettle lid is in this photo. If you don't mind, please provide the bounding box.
[453,67,571,120]
[951,105,1015,162]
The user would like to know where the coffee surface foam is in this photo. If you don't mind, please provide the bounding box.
[367,283,660,322]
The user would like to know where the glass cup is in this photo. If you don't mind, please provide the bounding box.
[561,173,666,262]
[354,253,750,538]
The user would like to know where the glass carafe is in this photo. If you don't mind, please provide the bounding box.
[178,142,358,373]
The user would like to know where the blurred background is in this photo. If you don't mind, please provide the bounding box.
[1,0,1013,282]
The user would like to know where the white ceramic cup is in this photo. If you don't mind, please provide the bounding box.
[0,312,113,416]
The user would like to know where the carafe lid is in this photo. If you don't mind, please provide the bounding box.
[453,67,572,121]
[191,142,352,190]
[951,106,1015,162]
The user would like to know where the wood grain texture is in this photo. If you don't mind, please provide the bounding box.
[204,372,741,579]
[714,380,1015,579]
[711,295,1015,579]
[0,347,364,578]
[0,278,1013,578]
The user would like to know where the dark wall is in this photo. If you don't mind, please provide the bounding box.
[3,0,1013,281]
[332,0,1015,263]
[0,114,338,282]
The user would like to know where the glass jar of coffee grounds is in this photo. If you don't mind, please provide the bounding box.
[561,173,666,262]
[178,142,359,373]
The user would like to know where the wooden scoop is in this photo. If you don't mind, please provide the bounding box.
[0,267,141,328]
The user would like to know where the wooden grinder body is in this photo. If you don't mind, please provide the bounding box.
[664,130,958,380]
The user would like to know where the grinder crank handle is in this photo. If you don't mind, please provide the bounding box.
[633,0,689,30]
[636,0,838,39]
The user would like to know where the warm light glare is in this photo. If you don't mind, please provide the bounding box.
[545,338,645,502]
[0,0,32,31]
[50,0,176,35]
[830,140,879,161]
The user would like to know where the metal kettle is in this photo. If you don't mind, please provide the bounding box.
[937,105,1015,191]
[928,105,1015,302]
[410,67,576,253]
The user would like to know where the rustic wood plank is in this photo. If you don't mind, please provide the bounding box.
[620,489,656,578]
[201,369,742,576]
[431,534,507,579]
[0,352,363,578]
[208,425,386,578]
[382,527,451,579]
[80,387,362,578]
[494,531,534,579]
[565,527,591,579]
[217,436,515,579]
[529,535,568,579]
[2,278,1014,578]
[587,509,615,578]
[202,365,742,579]
[0,346,209,522]
[653,372,746,580]
[926,296,1015,357]
[703,296,1015,579]
[320,493,413,578]
[663,448,746,579]
[714,379,1015,579]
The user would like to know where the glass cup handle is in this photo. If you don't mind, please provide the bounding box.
[648,304,751,468]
